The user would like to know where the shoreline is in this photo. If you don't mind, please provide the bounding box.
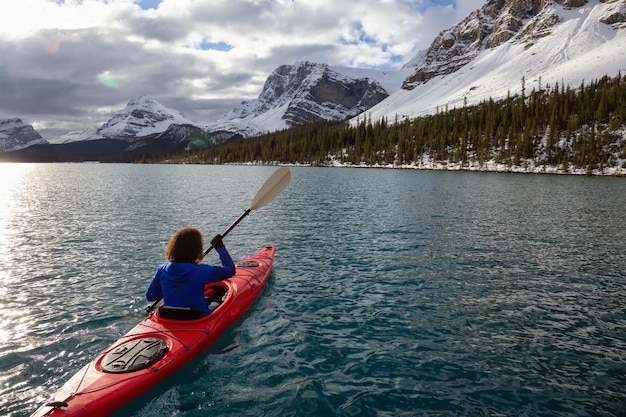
[213,160,626,177]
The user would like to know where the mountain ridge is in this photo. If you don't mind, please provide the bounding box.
[1,0,625,161]
[204,61,394,139]
[361,0,626,125]
[0,62,401,157]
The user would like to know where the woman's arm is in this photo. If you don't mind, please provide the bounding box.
[146,267,164,301]
[213,246,236,279]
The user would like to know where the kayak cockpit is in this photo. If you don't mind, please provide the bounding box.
[157,306,204,320]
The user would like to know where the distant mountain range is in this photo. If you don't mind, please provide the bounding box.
[2,0,625,161]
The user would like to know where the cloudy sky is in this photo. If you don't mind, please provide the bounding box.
[0,0,483,139]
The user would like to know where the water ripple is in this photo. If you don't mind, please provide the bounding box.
[1,165,625,417]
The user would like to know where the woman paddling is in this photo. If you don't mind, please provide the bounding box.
[146,228,236,316]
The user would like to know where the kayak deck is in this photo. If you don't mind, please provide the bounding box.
[32,245,275,417]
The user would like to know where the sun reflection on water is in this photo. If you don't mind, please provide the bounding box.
[0,162,36,298]
[0,162,35,203]
[0,164,38,385]
[0,163,35,257]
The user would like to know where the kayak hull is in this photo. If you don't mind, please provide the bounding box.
[31,245,275,417]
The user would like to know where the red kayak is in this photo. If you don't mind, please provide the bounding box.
[32,245,275,417]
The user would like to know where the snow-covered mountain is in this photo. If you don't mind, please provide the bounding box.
[47,125,100,145]
[0,118,46,152]
[41,64,399,147]
[98,95,202,142]
[2,0,625,161]
[0,96,214,160]
[45,95,201,146]
[359,0,626,124]
[205,61,399,138]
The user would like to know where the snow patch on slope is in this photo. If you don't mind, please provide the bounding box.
[360,1,626,124]
[47,125,100,144]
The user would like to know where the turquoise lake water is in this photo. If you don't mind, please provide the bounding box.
[0,164,625,417]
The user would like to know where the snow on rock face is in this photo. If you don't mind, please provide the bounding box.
[93,95,199,142]
[47,125,99,145]
[402,0,535,89]
[598,0,626,25]
[206,62,390,138]
[400,0,619,90]
[0,118,46,152]
[280,63,389,126]
[361,0,626,125]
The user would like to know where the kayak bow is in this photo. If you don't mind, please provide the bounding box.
[32,245,275,417]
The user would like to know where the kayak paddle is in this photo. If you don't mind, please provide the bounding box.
[145,166,291,314]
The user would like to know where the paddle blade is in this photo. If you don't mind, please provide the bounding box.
[250,166,291,210]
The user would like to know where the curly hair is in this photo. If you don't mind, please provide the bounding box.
[165,228,204,263]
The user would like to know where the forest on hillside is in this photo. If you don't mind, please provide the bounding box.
[150,73,626,175]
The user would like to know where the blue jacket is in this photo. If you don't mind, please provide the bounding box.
[146,246,236,316]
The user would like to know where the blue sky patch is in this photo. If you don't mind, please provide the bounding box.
[403,0,455,12]
[137,0,162,10]
[198,40,233,52]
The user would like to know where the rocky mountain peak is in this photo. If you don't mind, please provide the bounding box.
[214,61,389,134]
[0,118,45,152]
[281,61,390,126]
[94,95,198,142]
[401,0,620,90]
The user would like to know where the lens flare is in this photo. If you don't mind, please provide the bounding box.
[98,72,119,89]
[46,37,60,54]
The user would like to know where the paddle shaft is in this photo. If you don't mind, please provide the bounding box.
[202,209,250,257]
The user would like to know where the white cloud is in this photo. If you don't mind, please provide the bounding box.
[0,0,486,139]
